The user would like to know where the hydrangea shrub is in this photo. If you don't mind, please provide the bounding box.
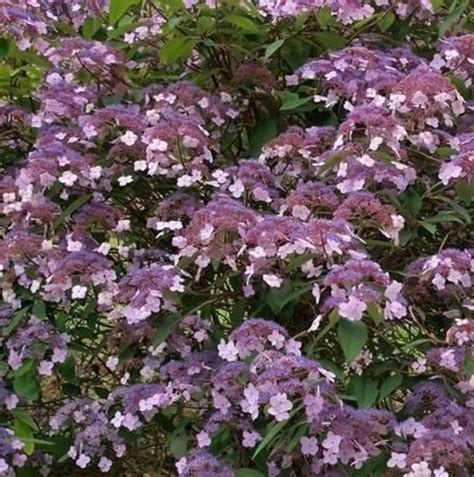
[0,0,473,476]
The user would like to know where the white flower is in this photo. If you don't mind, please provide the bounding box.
[309,314,322,332]
[387,452,407,469]
[120,130,138,146]
[369,136,383,151]
[59,171,78,186]
[217,339,239,362]
[263,274,283,288]
[106,356,119,371]
[118,175,133,187]
[71,285,87,299]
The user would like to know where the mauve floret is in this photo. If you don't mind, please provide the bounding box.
[44,37,127,77]
[72,202,122,233]
[447,319,474,346]
[392,66,465,127]
[435,34,474,80]
[50,399,125,468]
[6,317,69,374]
[182,194,259,259]
[280,181,339,219]
[176,450,235,477]
[335,191,405,242]
[0,425,27,475]
[43,251,115,302]
[408,248,473,293]
[114,263,184,324]
[220,160,277,203]
[228,318,290,357]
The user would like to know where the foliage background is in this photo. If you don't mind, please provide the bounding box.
[0,0,473,476]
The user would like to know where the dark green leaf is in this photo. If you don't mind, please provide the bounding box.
[401,188,422,217]
[249,118,278,156]
[154,313,182,345]
[378,374,402,400]
[4,306,30,336]
[0,38,10,61]
[264,39,285,60]
[313,32,346,50]
[13,374,40,401]
[168,428,188,458]
[337,319,368,362]
[225,14,260,32]
[279,92,312,111]
[236,470,265,477]
[349,375,378,408]
[160,37,196,64]
[32,299,46,320]
[456,180,473,205]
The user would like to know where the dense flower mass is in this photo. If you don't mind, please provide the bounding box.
[0,0,472,476]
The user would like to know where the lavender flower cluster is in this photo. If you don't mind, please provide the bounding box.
[0,0,472,476]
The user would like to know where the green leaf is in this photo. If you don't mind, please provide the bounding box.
[168,428,188,458]
[313,32,346,50]
[464,354,474,377]
[82,17,102,39]
[197,16,216,33]
[439,0,469,37]
[266,282,312,314]
[11,410,38,431]
[426,210,465,225]
[317,7,335,26]
[349,375,378,408]
[154,313,182,346]
[13,374,40,401]
[456,180,473,205]
[367,303,384,326]
[0,38,10,61]
[109,0,141,25]
[337,319,368,362]
[53,194,91,229]
[279,92,312,111]
[236,470,265,477]
[32,299,46,320]
[225,14,260,32]
[4,306,30,336]
[14,419,35,454]
[378,12,395,32]
[419,220,437,235]
[264,39,285,60]
[401,188,422,217]
[160,37,196,64]
[378,374,402,400]
[249,118,277,156]
[252,419,287,459]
